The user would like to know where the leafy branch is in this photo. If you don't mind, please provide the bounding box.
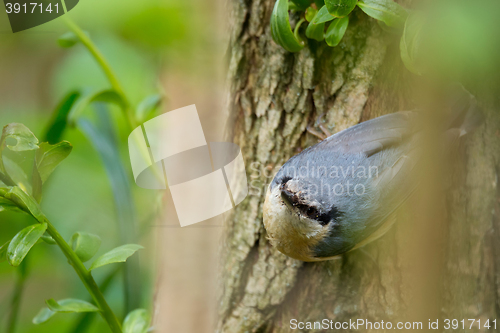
[271,0,423,73]
[61,16,137,130]
[45,17,164,194]
[41,16,165,320]
[0,124,148,333]
[1,15,164,333]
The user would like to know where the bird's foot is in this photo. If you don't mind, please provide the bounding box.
[307,113,332,141]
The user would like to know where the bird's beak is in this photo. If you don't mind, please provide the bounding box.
[280,188,294,208]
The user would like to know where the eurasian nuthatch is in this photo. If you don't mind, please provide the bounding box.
[263,90,481,262]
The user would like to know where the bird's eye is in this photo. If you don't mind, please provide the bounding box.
[305,206,318,218]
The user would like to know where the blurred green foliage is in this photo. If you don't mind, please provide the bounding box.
[422,0,500,87]
[0,0,218,332]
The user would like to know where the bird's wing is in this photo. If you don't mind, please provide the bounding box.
[312,148,420,259]
[319,111,418,156]
[309,113,422,259]
[357,141,420,244]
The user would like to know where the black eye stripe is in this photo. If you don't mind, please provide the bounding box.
[277,176,342,226]
[316,213,333,226]
[297,204,341,226]
[296,204,318,218]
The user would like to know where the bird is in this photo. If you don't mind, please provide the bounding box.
[263,89,481,262]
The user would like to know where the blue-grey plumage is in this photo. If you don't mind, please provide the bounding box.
[263,93,480,262]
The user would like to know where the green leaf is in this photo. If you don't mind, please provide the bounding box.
[7,223,47,266]
[44,91,80,144]
[305,7,318,22]
[136,94,162,123]
[0,124,39,184]
[46,299,99,313]
[288,1,300,11]
[67,89,127,126]
[123,309,151,333]
[33,140,73,202]
[357,0,407,28]
[32,161,42,203]
[0,196,20,213]
[33,308,56,324]
[271,0,306,52]
[58,31,85,48]
[57,30,90,48]
[325,0,357,18]
[0,186,44,219]
[40,235,56,245]
[306,6,329,41]
[306,21,325,41]
[400,11,424,75]
[35,142,73,184]
[290,0,311,11]
[315,0,325,7]
[90,244,143,271]
[3,156,32,193]
[325,16,349,46]
[0,240,10,263]
[70,232,101,263]
[0,124,39,153]
[311,5,335,24]
[78,105,142,309]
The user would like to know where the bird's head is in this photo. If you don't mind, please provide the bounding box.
[263,174,342,261]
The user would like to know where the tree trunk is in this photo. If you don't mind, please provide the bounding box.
[217,1,500,332]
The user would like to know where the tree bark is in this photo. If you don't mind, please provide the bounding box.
[217,1,500,332]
